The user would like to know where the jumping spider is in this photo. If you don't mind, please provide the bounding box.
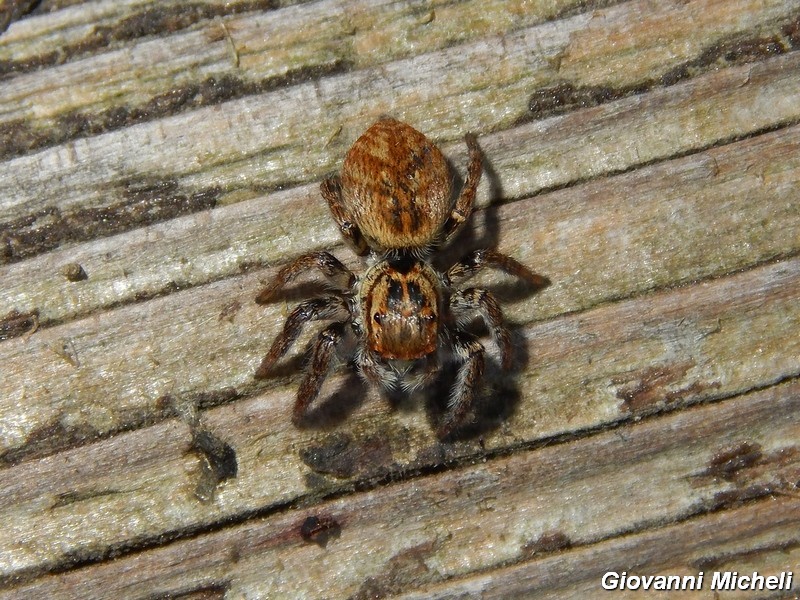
[255,117,543,437]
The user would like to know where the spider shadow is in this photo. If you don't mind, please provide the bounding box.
[435,144,504,270]
[423,325,531,442]
[426,143,545,441]
[262,138,546,442]
[256,280,342,305]
[296,368,368,430]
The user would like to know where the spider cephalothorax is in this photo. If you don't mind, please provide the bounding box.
[256,117,543,437]
[361,255,440,361]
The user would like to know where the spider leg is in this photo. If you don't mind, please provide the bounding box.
[293,322,348,425]
[438,332,485,439]
[256,251,355,304]
[255,295,349,379]
[321,175,369,256]
[399,353,440,393]
[450,287,514,370]
[357,348,396,391]
[441,133,482,244]
[444,249,547,288]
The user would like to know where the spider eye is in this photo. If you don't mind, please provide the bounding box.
[373,313,383,324]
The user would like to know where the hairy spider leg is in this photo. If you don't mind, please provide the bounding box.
[450,287,513,370]
[293,322,349,425]
[255,295,349,379]
[441,133,483,245]
[321,176,369,256]
[356,347,398,391]
[256,251,355,304]
[438,332,485,438]
[444,249,547,288]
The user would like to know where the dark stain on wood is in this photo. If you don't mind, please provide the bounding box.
[0,179,219,265]
[412,439,463,469]
[191,428,238,503]
[0,308,39,341]
[0,389,210,466]
[156,584,230,600]
[0,60,352,161]
[299,432,395,480]
[217,300,242,323]
[0,1,280,77]
[703,441,764,481]
[708,484,774,511]
[523,11,800,122]
[0,0,38,33]
[612,360,695,413]
[299,514,341,548]
[51,488,127,510]
[0,418,99,467]
[520,530,572,559]
[351,538,442,600]
[691,538,800,571]
[694,442,800,491]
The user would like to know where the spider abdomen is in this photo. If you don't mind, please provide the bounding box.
[339,118,453,251]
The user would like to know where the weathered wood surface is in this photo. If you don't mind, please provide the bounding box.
[1,0,798,598]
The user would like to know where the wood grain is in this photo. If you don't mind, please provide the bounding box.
[6,378,799,598]
[0,0,798,597]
